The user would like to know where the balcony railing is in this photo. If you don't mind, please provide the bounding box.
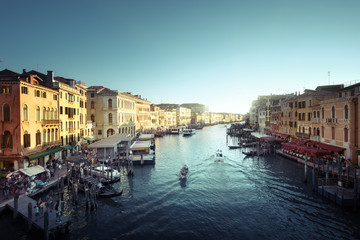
[295,132,310,139]
[311,118,320,123]
[42,140,62,147]
[326,118,338,124]
[41,119,61,126]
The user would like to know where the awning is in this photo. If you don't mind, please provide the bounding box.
[64,145,77,150]
[83,137,95,142]
[27,147,63,160]
[315,142,345,152]
[19,165,45,176]
[66,156,87,164]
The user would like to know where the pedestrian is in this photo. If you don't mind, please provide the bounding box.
[3,180,10,199]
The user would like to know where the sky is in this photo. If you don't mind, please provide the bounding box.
[1,0,360,114]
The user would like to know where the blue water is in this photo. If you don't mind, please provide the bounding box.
[2,124,360,239]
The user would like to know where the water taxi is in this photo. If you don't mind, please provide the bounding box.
[169,127,182,134]
[138,133,155,150]
[214,149,224,162]
[130,141,155,165]
[183,129,196,136]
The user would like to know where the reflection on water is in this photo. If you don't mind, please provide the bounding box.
[2,125,360,240]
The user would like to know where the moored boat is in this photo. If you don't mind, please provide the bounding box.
[183,129,196,136]
[130,141,155,165]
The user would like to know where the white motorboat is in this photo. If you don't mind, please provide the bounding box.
[214,149,224,162]
[183,129,196,136]
[90,166,121,179]
[179,165,189,180]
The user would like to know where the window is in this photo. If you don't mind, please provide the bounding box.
[331,106,335,119]
[35,90,40,97]
[351,89,355,96]
[321,107,324,119]
[108,99,112,108]
[42,92,46,98]
[53,95,58,101]
[36,131,41,145]
[331,127,335,140]
[21,86,28,94]
[23,131,31,148]
[3,104,10,122]
[43,107,46,120]
[60,106,63,115]
[91,101,95,109]
[321,126,324,138]
[344,105,349,119]
[91,114,95,122]
[98,130,102,135]
[1,86,11,94]
[109,113,112,123]
[22,104,28,121]
[60,91,63,99]
[36,106,40,121]
[309,100,312,107]
[1,131,12,149]
[344,128,348,142]
[43,129,46,143]
[91,93,94,98]
[308,112,311,121]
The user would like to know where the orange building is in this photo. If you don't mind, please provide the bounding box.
[0,69,60,171]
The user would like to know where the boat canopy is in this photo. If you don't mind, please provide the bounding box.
[130,141,151,150]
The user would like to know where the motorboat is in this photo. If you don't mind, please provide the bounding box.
[130,141,155,165]
[214,149,224,162]
[228,145,241,149]
[183,129,196,136]
[89,166,121,181]
[179,165,189,180]
[169,127,182,134]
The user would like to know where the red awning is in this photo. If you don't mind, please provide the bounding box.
[281,143,298,150]
[296,145,331,157]
[315,142,345,152]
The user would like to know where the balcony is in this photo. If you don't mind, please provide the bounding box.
[326,118,338,124]
[41,119,61,126]
[311,118,320,123]
[295,132,310,139]
[42,140,62,147]
[310,135,320,142]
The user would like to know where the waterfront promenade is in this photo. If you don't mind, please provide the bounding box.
[0,165,68,211]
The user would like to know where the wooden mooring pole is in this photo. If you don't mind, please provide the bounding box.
[13,193,19,220]
[27,202,32,231]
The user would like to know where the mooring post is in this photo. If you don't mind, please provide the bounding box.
[44,210,49,240]
[326,159,329,185]
[354,170,358,211]
[28,202,32,231]
[13,193,19,220]
[312,158,316,192]
[337,156,341,180]
[304,156,308,183]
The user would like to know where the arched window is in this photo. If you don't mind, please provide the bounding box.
[43,107,46,120]
[2,131,12,149]
[91,114,95,122]
[43,129,46,143]
[51,108,54,120]
[47,129,51,143]
[344,105,349,119]
[22,104,28,121]
[3,104,10,122]
[23,131,30,148]
[47,107,50,120]
[91,101,95,109]
[109,113,112,123]
[108,99,112,108]
[344,128,348,142]
[36,106,40,121]
[36,130,41,145]
[42,92,46,98]
[331,106,335,119]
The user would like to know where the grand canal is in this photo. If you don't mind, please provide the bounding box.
[2,124,360,239]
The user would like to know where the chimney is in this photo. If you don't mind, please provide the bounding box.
[46,70,54,86]
[22,69,27,74]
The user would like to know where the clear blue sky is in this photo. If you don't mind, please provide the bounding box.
[1,0,360,114]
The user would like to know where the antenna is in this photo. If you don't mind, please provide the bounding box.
[328,71,330,85]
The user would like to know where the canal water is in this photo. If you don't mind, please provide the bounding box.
[2,124,360,239]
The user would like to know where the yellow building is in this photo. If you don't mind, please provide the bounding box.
[134,95,151,131]
[87,87,136,140]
